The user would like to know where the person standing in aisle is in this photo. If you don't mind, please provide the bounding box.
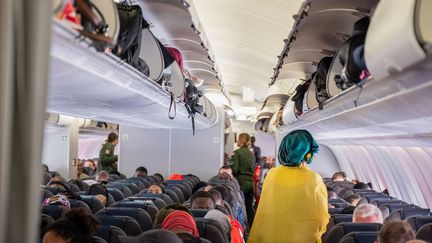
[98,132,118,173]
[231,133,255,227]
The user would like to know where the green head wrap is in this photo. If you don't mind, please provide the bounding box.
[278,129,319,167]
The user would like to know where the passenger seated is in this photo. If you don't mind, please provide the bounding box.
[328,190,338,200]
[353,182,371,190]
[134,166,148,177]
[155,204,192,225]
[332,171,347,182]
[341,194,361,214]
[204,210,231,237]
[153,173,164,183]
[190,191,215,210]
[84,170,109,186]
[207,189,223,206]
[76,159,89,179]
[83,159,96,176]
[161,210,199,237]
[353,204,383,224]
[88,183,109,206]
[42,208,99,243]
[192,181,208,194]
[119,229,182,243]
[377,221,415,243]
[148,184,164,194]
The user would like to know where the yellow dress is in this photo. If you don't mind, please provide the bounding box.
[248,165,329,243]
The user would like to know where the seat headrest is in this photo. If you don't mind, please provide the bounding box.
[96,215,142,237]
[190,209,210,218]
[401,208,431,219]
[416,223,432,242]
[42,205,70,219]
[341,232,378,243]
[95,225,126,243]
[342,222,382,234]
[80,195,104,214]
[333,214,353,224]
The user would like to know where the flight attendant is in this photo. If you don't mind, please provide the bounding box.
[231,133,255,227]
[249,130,329,243]
[98,132,118,172]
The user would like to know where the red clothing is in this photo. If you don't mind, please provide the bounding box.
[168,173,184,180]
[229,215,244,243]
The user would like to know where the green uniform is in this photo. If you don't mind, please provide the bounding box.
[99,142,118,172]
[231,146,256,227]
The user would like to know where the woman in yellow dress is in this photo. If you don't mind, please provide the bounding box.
[248,130,329,243]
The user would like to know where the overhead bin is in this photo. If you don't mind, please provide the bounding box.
[254,112,274,134]
[48,21,217,130]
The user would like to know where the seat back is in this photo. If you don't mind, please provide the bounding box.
[98,207,153,232]
[324,222,382,243]
[96,215,142,236]
[195,218,229,243]
[385,208,430,222]
[406,215,432,232]
[41,189,54,203]
[40,214,55,239]
[92,236,107,243]
[115,182,140,195]
[417,223,432,242]
[113,201,159,222]
[134,192,174,205]
[190,209,210,218]
[80,195,105,214]
[370,199,404,207]
[95,225,126,243]
[107,188,124,202]
[164,188,180,203]
[322,214,353,241]
[358,195,391,206]
[127,197,167,210]
[107,183,133,198]
[69,199,92,215]
[41,205,70,220]
[164,185,185,202]
[329,208,345,215]
[340,232,378,243]
[380,204,416,219]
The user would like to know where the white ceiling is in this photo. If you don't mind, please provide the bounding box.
[192,0,304,113]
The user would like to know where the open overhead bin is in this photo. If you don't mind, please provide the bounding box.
[48,21,217,130]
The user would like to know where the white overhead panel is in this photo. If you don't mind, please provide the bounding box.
[192,0,304,110]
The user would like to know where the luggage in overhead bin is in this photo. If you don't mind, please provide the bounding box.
[113,3,149,76]
[282,99,298,125]
[183,78,204,135]
[334,17,370,90]
[313,56,333,106]
[291,79,311,116]
[306,73,319,110]
[76,0,120,51]
[365,0,432,81]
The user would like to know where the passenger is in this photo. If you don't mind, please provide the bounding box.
[154,204,192,225]
[76,159,89,179]
[328,190,338,199]
[47,180,69,191]
[154,173,164,183]
[98,132,118,172]
[204,210,231,237]
[341,194,362,214]
[207,189,223,206]
[377,221,415,243]
[119,229,182,243]
[161,210,199,237]
[249,129,329,243]
[96,170,109,184]
[192,181,208,194]
[332,171,347,182]
[83,160,96,176]
[231,133,255,226]
[134,166,148,177]
[353,204,383,224]
[42,208,99,243]
[353,182,371,190]
[148,184,164,194]
[190,191,215,210]
[250,136,261,165]
[88,183,109,206]
[42,194,71,209]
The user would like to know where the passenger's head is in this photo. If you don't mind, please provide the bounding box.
[218,172,233,182]
[47,180,69,191]
[210,185,230,205]
[251,136,256,145]
[353,182,371,190]
[96,170,109,184]
[134,166,148,177]
[42,208,99,243]
[120,229,182,243]
[161,210,199,237]
[332,171,347,182]
[107,132,118,145]
[237,133,251,147]
[345,194,362,206]
[84,160,96,169]
[191,181,208,195]
[155,204,192,225]
[377,221,415,243]
[204,210,231,235]
[88,184,109,206]
[77,160,84,174]
[353,204,383,224]
[154,173,164,183]
[42,164,49,173]
[218,165,233,177]
[190,191,215,210]
[207,189,223,206]
[278,129,319,167]
[148,184,163,194]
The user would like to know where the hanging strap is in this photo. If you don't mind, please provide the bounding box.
[168,92,176,119]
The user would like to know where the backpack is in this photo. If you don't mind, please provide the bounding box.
[112,3,149,76]
[184,79,203,135]
[313,56,333,106]
[291,79,311,116]
[334,17,370,90]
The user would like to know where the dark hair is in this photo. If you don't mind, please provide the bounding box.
[42,164,49,173]
[345,194,361,204]
[332,171,347,180]
[44,208,100,243]
[154,173,164,182]
[107,132,118,143]
[88,184,109,199]
[208,189,222,204]
[218,172,232,181]
[219,165,232,171]
[210,185,229,203]
[149,184,164,193]
[134,229,182,243]
[353,182,370,190]
[135,166,148,174]
[192,181,208,194]
[251,136,256,143]
[190,191,215,206]
[177,233,203,243]
[378,221,415,243]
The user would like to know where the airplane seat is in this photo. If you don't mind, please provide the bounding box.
[113,182,139,195]
[44,186,61,196]
[127,197,167,210]
[107,184,133,198]
[370,199,405,207]
[329,208,345,215]
[195,218,230,243]
[380,204,416,219]
[322,214,353,241]
[107,188,124,202]
[107,194,115,207]
[126,177,151,189]
[113,201,158,222]
[222,201,234,216]
[40,214,55,239]
[175,183,191,199]
[41,189,54,203]
[69,179,90,192]
[96,215,142,237]
[95,225,126,243]
[329,198,348,204]
[190,209,210,218]
[340,232,378,243]
[163,185,185,203]
[332,203,350,208]
[416,223,432,242]
[96,207,153,232]
[164,188,180,203]
[385,208,431,223]
[109,174,121,182]
[134,192,174,205]
[41,205,70,220]
[92,236,107,243]
[66,183,81,194]
[358,195,390,206]
[323,222,382,243]
[123,179,146,191]
[406,215,432,232]
[69,199,92,215]
[42,172,52,185]
[80,195,105,214]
